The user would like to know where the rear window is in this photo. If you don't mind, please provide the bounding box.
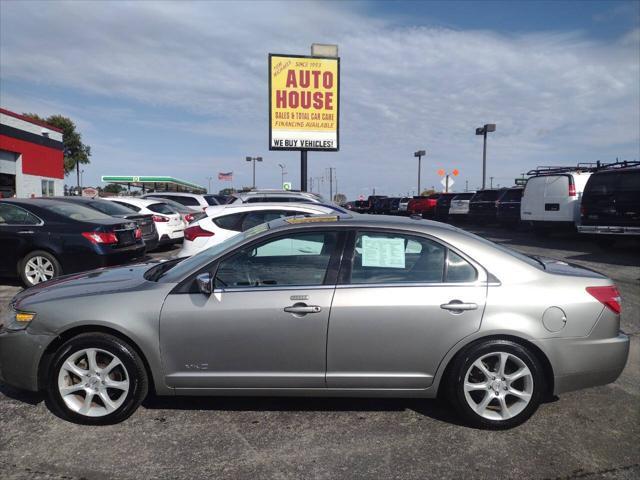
[472,190,501,201]
[499,189,523,202]
[203,195,220,206]
[147,203,176,215]
[42,202,113,221]
[88,200,136,216]
[167,195,200,206]
[545,176,569,196]
[585,171,640,195]
[112,201,140,212]
[452,193,474,200]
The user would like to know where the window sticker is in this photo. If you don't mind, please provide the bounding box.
[361,236,406,268]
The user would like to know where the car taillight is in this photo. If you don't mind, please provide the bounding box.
[82,231,118,245]
[134,227,142,239]
[184,225,214,242]
[184,213,195,223]
[568,183,576,197]
[152,215,169,222]
[586,285,621,314]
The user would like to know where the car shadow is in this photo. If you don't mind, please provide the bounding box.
[142,394,467,426]
[0,276,22,288]
[0,382,44,406]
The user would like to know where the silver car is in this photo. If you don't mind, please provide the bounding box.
[0,215,629,428]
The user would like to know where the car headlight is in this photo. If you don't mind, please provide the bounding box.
[2,308,36,332]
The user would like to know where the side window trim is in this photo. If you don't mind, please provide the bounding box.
[338,228,483,287]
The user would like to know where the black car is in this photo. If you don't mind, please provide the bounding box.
[388,197,402,214]
[0,199,146,286]
[468,189,504,223]
[371,197,392,214]
[579,166,640,238]
[496,188,524,226]
[433,193,458,221]
[49,196,159,251]
[366,195,388,213]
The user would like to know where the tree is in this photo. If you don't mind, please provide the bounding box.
[420,189,436,196]
[103,183,124,194]
[22,113,91,187]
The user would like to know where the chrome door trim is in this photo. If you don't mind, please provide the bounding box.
[213,285,336,294]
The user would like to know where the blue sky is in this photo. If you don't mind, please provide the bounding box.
[1,0,638,198]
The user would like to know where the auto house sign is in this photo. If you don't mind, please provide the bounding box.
[269,54,340,151]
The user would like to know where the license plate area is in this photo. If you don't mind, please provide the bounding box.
[545,203,560,211]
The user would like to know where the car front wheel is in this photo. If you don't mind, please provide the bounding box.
[447,339,545,429]
[46,333,148,425]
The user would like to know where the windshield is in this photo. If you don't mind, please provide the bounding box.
[89,200,136,215]
[158,226,268,282]
[42,202,114,221]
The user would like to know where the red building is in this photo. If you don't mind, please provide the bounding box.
[0,108,64,198]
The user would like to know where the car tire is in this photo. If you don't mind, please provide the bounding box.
[446,339,545,430]
[19,250,62,286]
[45,333,148,425]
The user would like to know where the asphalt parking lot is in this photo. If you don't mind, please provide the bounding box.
[0,225,638,480]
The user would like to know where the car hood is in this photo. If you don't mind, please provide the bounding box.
[12,262,161,309]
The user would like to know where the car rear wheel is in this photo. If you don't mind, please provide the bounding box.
[19,250,61,286]
[46,333,148,425]
[447,339,545,429]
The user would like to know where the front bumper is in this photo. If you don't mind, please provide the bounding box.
[538,332,630,395]
[578,225,640,236]
[0,328,55,392]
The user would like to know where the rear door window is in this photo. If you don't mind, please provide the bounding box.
[0,204,41,225]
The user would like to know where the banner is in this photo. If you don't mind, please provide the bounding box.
[269,54,339,151]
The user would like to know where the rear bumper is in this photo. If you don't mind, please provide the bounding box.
[0,328,55,392]
[538,332,630,395]
[578,225,640,236]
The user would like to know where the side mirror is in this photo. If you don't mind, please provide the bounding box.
[196,272,213,295]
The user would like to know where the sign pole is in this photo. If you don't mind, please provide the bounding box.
[301,151,308,191]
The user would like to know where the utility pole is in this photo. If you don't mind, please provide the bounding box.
[465,180,469,192]
[327,167,334,202]
[414,150,426,195]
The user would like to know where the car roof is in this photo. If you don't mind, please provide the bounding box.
[105,196,166,206]
[203,202,335,216]
[143,192,206,198]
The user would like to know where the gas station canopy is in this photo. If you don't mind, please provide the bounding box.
[101,175,206,194]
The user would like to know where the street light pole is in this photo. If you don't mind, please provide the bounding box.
[206,176,213,193]
[475,124,496,189]
[246,156,263,189]
[278,163,286,187]
[414,150,426,195]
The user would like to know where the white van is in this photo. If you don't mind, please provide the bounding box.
[520,170,593,232]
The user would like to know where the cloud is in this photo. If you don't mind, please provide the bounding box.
[1,0,638,195]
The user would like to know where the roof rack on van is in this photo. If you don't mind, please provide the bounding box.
[526,160,639,176]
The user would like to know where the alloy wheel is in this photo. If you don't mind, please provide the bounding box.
[463,351,534,421]
[57,348,130,417]
[24,256,55,284]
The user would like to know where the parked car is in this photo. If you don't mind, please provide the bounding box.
[388,197,402,215]
[46,196,159,252]
[228,190,327,204]
[520,167,593,233]
[179,202,338,257]
[468,189,504,223]
[1,215,628,429]
[103,197,186,245]
[371,197,392,214]
[354,200,369,213]
[496,188,524,226]
[407,194,440,218]
[433,193,458,221]
[397,197,411,215]
[448,192,475,222]
[365,195,388,213]
[0,198,145,286]
[578,165,640,239]
[142,196,203,225]
[141,192,223,212]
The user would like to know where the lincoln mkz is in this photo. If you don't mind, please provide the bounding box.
[0,215,629,428]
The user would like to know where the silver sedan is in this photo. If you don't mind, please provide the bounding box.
[0,215,629,428]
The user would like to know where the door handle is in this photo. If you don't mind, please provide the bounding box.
[17,230,34,234]
[440,301,478,313]
[284,304,322,315]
